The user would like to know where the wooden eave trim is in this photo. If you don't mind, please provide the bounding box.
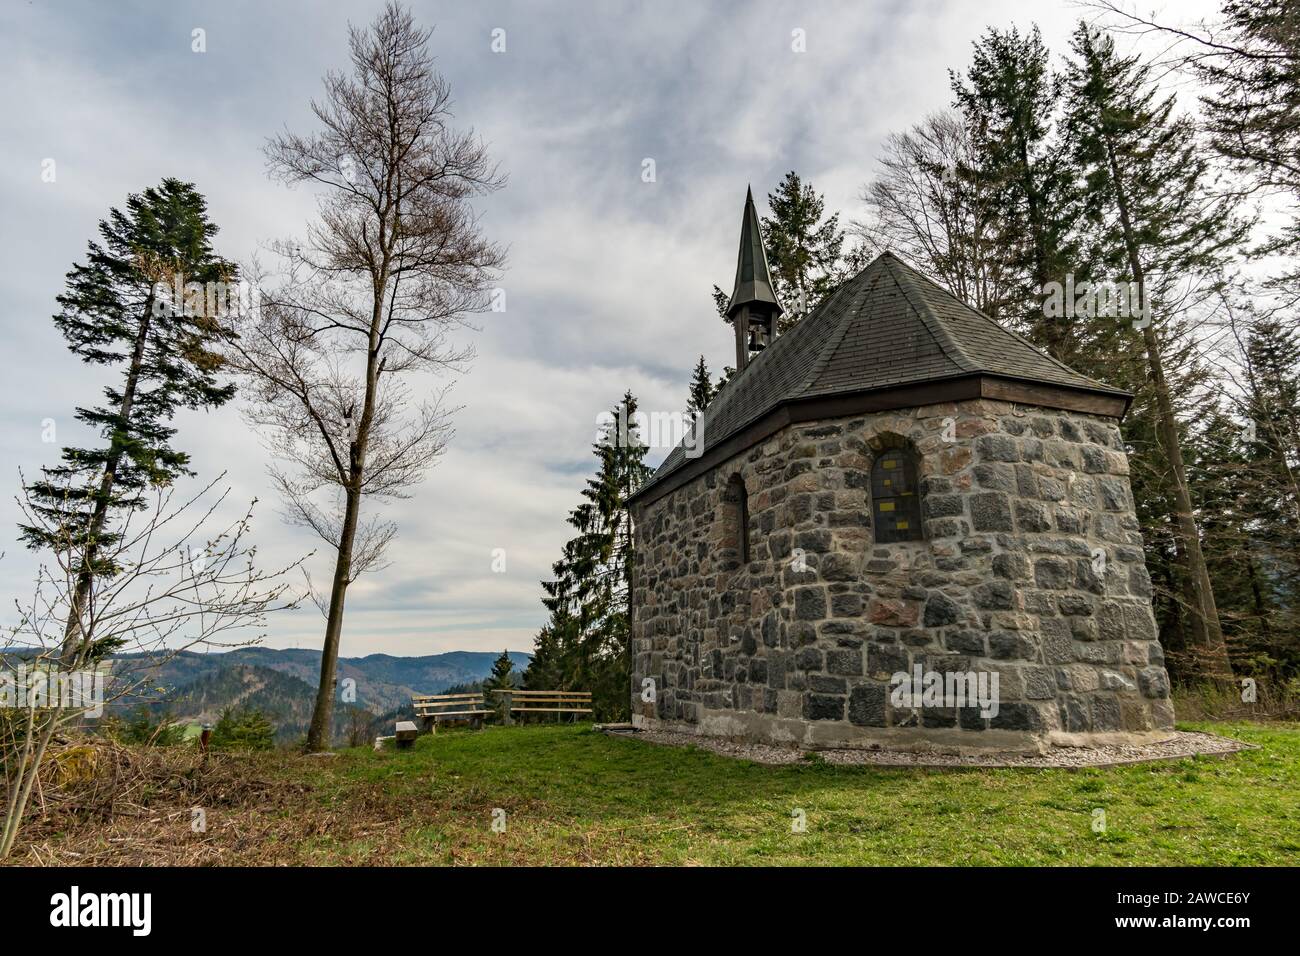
[628,374,1131,510]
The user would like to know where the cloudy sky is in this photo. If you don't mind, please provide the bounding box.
[0,0,1216,658]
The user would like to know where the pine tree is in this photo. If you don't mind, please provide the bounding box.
[1238,310,1300,662]
[952,25,1083,361]
[522,624,564,689]
[484,648,516,691]
[1063,22,1250,681]
[1242,312,1300,519]
[113,706,186,747]
[210,708,276,751]
[483,648,517,718]
[1109,319,1221,674]
[19,178,238,658]
[711,285,731,322]
[530,392,652,719]
[761,171,847,331]
[1189,405,1293,679]
[1196,1,1300,299]
[685,355,715,424]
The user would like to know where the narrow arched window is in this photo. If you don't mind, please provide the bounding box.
[872,448,923,543]
[722,474,750,566]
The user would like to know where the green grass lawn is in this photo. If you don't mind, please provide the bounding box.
[273,721,1299,866]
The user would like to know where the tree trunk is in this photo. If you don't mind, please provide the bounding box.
[60,293,154,662]
[1172,532,1205,660]
[304,484,360,752]
[0,709,60,860]
[1245,552,1272,643]
[1103,140,1232,681]
[304,261,385,751]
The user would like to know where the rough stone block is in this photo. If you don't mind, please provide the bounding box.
[989,631,1037,661]
[809,674,848,694]
[866,643,909,677]
[973,462,1016,491]
[923,591,962,627]
[830,592,865,617]
[971,492,1014,532]
[990,702,1049,731]
[794,586,827,620]
[973,579,1015,610]
[977,434,1020,462]
[1034,558,1072,590]
[925,494,965,518]
[825,648,864,676]
[1015,500,1052,532]
[795,647,823,671]
[944,630,986,655]
[848,682,888,727]
[869,598,919,627]
[1138,667,1170,699]
[804,694,845,721]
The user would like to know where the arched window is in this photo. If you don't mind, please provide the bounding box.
[871,447,923,543]
[722,474,750,566]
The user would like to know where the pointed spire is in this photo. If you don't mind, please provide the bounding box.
[726,186,783,320]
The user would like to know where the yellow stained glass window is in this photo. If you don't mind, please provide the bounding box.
[871,447,924,543]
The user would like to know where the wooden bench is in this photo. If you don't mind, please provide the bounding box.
[492,689,593,725]
[412,692,492,731]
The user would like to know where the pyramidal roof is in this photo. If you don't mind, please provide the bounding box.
[726,186,783,318]
[633,251,1130,505]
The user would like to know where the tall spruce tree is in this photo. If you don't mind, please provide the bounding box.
[1189,409,1252,625]
[1242,312,1300,520]
[485,648,515,690]
[523,623,565,689]
[952,25,1083,362]
[19,178,238,658]
[761,171,847,331]
[1239,310,1300,658]
[483,648,516,716]
[1063,23,1249,680]
[711,285,731,322]
[528,392,652,718]
[1110,319,1222,670]
[1189,405,1290,677]
[1197,1,1300,301]
[685,355,715,424]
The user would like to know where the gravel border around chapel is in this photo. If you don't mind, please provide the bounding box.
[606,727,1253,769]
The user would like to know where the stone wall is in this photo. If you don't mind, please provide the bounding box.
[629,398,1175,753]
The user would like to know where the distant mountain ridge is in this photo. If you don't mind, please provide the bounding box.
[98,647,531,743]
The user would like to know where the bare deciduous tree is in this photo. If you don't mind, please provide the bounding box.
[1,474,301,859]
[229,2,504,751]
[855,112,1013,320]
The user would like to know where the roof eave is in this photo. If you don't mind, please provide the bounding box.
[627,373,1132,509]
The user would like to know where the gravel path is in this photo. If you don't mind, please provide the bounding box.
[604,727,1253,769]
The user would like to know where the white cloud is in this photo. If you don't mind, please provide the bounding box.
[0,0,1225,657]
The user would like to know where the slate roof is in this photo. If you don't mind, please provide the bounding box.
[637,251,1129,498]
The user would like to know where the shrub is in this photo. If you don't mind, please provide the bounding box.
[209,708,275,751]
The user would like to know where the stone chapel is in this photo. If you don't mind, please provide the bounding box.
[626,188,1176,753]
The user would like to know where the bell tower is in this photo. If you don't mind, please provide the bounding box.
[726,186,783,372]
